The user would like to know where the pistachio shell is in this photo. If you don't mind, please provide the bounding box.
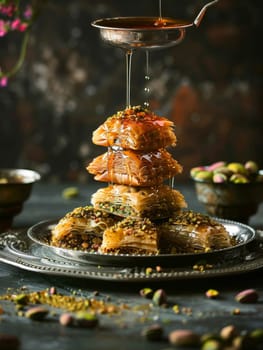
[25,306,49,320]
[205,289,219,299]
[207,161,226,171]
[139,287,153,299]
[190,166,205,177]
[227,162,247,175]
[213,173,228,183]
[232,335,254,349]
[230,174,249,184]
[62,187,79,199]
[152,289,167,306]
[59,313,74,327]
[169,329,200,346]
[75,311,98,328]
[201,339,222,350]
[213,166,233,177]
[244,160,258,174]
[220,325,238,341]
[13,293,28,305]
[141,324,163,341]
[235,289,259,303]
[250,328,263,344]
[201,333,221,344]
[194,170,213,181]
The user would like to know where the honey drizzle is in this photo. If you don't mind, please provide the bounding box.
[143,50,151,109]
[126,49,133,108]
[159,0,162,22]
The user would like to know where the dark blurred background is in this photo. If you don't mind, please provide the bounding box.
[1,0,262,183]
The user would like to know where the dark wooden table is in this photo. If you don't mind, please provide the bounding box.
[0,182,262,350]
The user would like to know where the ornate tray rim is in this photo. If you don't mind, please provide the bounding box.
[0,225,262,282]
[27,218,256,267]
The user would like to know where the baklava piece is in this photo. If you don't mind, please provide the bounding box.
[87,148,182,186]
[99,217,160,255]
[159,210,233,254]
[50,206,120,251]
[92,105,177,151]
[91,184,187,219]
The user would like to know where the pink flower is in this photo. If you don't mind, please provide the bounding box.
[24,5,32,20]
[0,19,8,37]
[11,18,28,32]
[0,76,8,87]
[0,3,16,17]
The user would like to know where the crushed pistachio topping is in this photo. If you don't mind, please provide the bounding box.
[108,105,157,121]
[170,210,220,228]
[0,288,127,315]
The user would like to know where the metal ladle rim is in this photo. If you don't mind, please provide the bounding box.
[91,16,194,31]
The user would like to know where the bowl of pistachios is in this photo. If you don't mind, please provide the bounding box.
[190,161,263,223]
[0,168,41,231]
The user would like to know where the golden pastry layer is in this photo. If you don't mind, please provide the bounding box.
[99,217,160,255]
[91,184,187,219]
[159,210,233,254]
[92,105,177,151]
[51,206,120,251]
[87,148,182,186]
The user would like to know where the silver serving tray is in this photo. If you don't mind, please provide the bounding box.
[0,228,262,282]
[26,219,256,267]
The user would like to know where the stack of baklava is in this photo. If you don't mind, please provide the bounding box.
[86,105,187,254]
[51,106,232,255]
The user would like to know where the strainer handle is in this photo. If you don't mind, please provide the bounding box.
[194,0,219,27]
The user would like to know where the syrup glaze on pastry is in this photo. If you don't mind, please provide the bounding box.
[87,148,182,186]
[92,105,177,151]
[50,105,233,256]
[91,184,187,219]
[51,206,120,251]
[159,210,233,254]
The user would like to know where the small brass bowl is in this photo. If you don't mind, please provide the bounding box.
[0,168,41,231]
[192,171,263,223]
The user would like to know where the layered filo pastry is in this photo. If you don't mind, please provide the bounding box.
[159,210,233,254]
[50,206,120,251]
[91,184,187,219]
[92,105,177,151]
[99,217,160,255]
[87,148,182,186]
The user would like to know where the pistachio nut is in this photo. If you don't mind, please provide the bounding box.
[205,289,219,299]
[235,289,259,303]
[230,174,249,184]
[220,324,238,341]
[232,334,254,349]
[168,329,200,346]
[249,328,263,344]
[190,166,205,177]
[139,287,153,299]
[201,339,222,350]
[194,170,213,181]
[141,324,163,341]
[59,313,74,327]
[62,187,79,199]
[75,311,98,328]
[244,160,258,174]
[13,293,28,305]
[213,166,233,177]
[227,162,247,175]
[152,289,167,306]
[207,161,226,171]
[25,306,49,321]
[212,173,227,183]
